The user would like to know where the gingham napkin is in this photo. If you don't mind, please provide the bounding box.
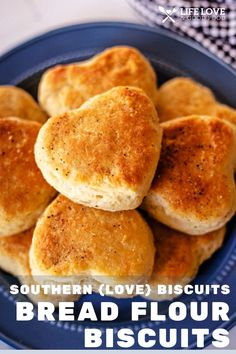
[128,0,236,69]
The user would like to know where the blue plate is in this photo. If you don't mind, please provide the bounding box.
[0,22,236,350]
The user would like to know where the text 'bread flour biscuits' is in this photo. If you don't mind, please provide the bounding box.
[156,77,236,125]
[30,195,155,291]
[142,115,236,235]
[146,219,225,300]
[38,46,158,116]
[0,86,47,123]
[0,118,56,237]
[35,86,162,211]
[0,228,78,305]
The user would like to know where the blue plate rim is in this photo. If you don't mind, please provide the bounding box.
[0,21,235,78]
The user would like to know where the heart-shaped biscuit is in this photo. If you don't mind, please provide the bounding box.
[0,117,56,237]
[145,219,225,301]
[0,227,78,305]
[0,227,33,276]
[157,77,236,125]
[39,46,157,116]
[142,115,236,235]
[30,195,155,289]
[0,86,47,123]
[35,86,162,211]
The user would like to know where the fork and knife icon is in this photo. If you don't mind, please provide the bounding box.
[159,6,177,23]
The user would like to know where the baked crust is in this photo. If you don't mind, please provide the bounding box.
[30,195,155,284]
[157,77,236,125]
[0,227,78,304]
[146,219,225,300]
[0,86,47,123]
[39,46,158,116]
[35,86,162,211]
[0,117,56,236]
[0,228,33,276]
[142,115,236,234]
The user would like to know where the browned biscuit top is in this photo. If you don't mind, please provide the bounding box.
[36,86,160,190]
[0,86,47,123]
[157,77,215,121]
[0,228,33,275]
[152,116,236,221]
[156,77,236,125]
[0,117,55,221]
[30,195,155,279]
[39,46,157,115]
[149,220,225,284]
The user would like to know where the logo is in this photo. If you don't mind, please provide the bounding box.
[159,6,177,23]
[158,6,226,23]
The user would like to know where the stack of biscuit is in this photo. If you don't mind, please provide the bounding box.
[0,46,235,304]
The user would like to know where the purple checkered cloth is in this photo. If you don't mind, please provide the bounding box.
[128,0,236,68]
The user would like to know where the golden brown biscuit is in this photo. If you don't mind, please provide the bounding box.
[0,117,56,237]
[0,86,47,123]
[35,86,162,211]
[157,77,236,125]
[142,115,236,235]
[39,46,157,116]
[0,228,78,305]
[0,228,32,276]
[214,104,236,126]
[146,220,225,300]
[30,195,155,288]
